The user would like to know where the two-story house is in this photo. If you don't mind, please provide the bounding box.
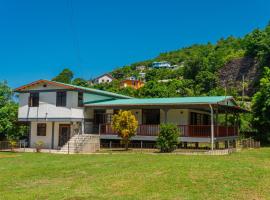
[15,79,130,151]
[15,79,245,152]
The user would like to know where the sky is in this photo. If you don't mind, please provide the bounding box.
[0,0,270,88]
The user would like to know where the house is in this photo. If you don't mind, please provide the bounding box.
[152,61,174,69]
[139,72,146,79]
[14,79,130,152]
[121,79,145,90]
[94,73,114,84]
[135,65,146,71]
[15,79,246,152]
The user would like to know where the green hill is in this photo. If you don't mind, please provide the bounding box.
[96,23,270,99]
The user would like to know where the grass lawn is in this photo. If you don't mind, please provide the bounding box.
[0,149,270,200]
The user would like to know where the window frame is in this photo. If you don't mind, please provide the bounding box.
[29,92,39,107]
[56,91,67,107]
[37,123,46,136]
[78,92,84,107]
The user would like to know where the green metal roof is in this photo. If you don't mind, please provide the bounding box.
[84,96,236,106]
[48,80,132,99]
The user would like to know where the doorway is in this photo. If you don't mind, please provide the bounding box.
[58,124,71,147]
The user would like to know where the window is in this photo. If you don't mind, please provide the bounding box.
[78,92,83,107]
[37,123,46,136]
[190,112,210,125]
[142,109,160,124]
[29,92,39,107]
[56,91,67,107]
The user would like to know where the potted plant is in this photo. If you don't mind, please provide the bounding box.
[34,141,44,153]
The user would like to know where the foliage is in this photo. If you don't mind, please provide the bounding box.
[195,71,217,93]
[8,140,17,152]
[156,123,179,152]
[112,110,138,150]
[34,141,44,152]
[52,68,74,84]
[0,81,12,107]
[0,82,27,140]
[72,78,89,87]
[252,67,270,143]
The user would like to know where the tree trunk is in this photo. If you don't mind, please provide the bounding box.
[124,139,128,150]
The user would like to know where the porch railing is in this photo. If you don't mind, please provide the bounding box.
[100,124,238,138]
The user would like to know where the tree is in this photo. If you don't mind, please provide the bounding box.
[0,81,12,107]
[52,68,74,83]
[195,71,217,93]
[72,78,89,87]
[156,123,179,152]
[112,110,138,150]
[0,82,27,140]
[252,67,270,143]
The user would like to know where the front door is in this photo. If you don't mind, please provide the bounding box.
[58,124,71,147]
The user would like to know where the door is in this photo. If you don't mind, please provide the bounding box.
[58,124,71,147]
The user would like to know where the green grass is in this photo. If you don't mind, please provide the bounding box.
[1,148,270,200]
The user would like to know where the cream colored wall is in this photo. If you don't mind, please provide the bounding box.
[30,121,72,149]
[18,91,84,120]
[160,109,189,125]
[130,109,142,124]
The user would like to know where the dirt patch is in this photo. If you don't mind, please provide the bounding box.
[0,154,18,158]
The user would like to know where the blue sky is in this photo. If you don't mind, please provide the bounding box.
[0,0,269,88]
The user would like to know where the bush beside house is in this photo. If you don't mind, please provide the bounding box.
[157,123,179,152]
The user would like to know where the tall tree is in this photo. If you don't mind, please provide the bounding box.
[252,67,270,143]
[0,82,26,140]
[52,68,74,84]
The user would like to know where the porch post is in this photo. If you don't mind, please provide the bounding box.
[51,122,55,149]
[81,119,84,134]
[225,107,228,137]
[163,108,169,124]
[209,104,214,151]
[215,106,219,137]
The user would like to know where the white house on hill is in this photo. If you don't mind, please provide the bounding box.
[94,73,114,84]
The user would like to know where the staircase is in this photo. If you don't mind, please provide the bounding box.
[59,134,100,153]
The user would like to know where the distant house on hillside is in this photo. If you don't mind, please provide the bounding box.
[121,79,145,90]
[94,74,114,84]
[139,72,146,79]
[135,65,146,71]
[152,61,173,69]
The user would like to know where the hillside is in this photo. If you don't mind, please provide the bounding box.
[104,23,270,98]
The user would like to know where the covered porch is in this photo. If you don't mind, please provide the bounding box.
[84,96,247,149]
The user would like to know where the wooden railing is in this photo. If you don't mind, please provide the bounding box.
[99,124,238,138]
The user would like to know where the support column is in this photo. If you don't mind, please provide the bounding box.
[163,108,169,124]
[215,106,219,137]
[209,104,214,151]
[81,119,85,134]
[51,122,55,149]
[225,108,228,137]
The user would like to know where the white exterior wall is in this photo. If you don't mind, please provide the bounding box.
[18,91,84,120]
[97,75,113,84]
[30,121,73,149]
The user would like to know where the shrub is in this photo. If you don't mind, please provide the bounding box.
[34,141,44,153]
[157,123,179,152]
[112,110,138,150]
[9,140,17,152]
